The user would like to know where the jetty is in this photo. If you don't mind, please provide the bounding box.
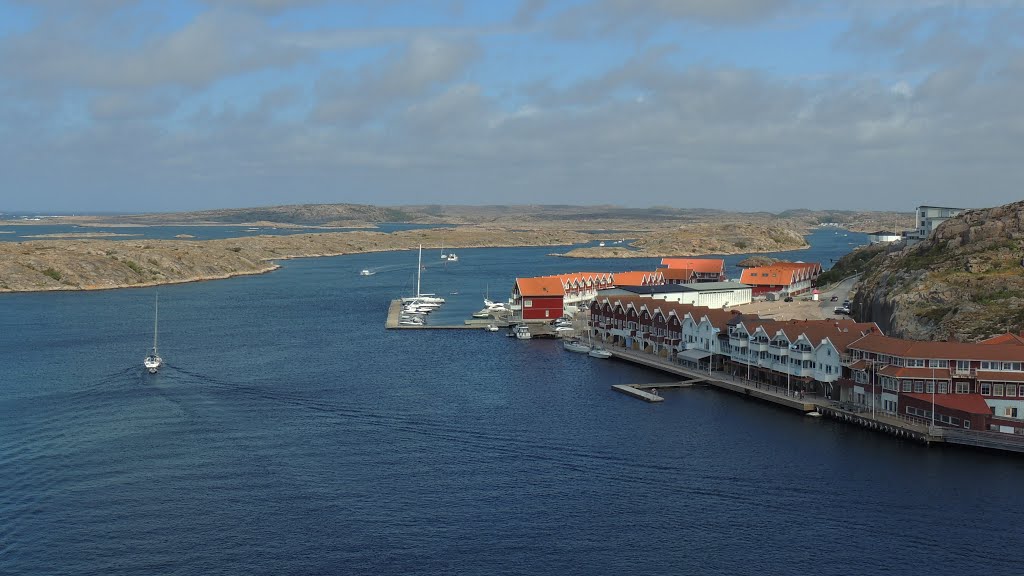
[385,299,511,330]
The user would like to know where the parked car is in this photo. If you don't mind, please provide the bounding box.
[830,295,839,302]
[783,296,794,302]
[834,306,851,315]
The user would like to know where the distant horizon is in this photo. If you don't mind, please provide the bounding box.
[0,202,932,218]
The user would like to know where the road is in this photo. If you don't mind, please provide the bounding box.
[729,275,860,321]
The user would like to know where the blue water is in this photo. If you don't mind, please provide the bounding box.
[3,231,1022,576]
[0,222,449,242]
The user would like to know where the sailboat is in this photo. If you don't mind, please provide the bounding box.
[401,245,445,304]
[588,326,612,359]
[143,293,163,373]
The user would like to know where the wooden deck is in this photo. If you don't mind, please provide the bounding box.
[612,385,664,402]
[386,299,507,330]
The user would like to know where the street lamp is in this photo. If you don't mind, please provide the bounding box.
[931,363,936,427]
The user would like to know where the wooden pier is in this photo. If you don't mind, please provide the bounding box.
[612,385,664,402]
[386,299,508,330]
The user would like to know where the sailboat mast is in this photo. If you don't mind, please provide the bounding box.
[153,293,159,353]
[416,244,422,298]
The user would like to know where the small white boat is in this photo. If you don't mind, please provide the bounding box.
[446,253,458,262]
[598,241,605,247]
[563,339,591,353]
[360,269,374,276]
[399,317,424,326]
[472,310,492,319]
[555,326,575,333]
[484,324,499,332]
[514,325,532,340]
[805,411,823,418]
[588,348,612,359]
[143,293,163,374]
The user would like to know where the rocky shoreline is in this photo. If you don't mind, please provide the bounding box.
[0,221,811,293]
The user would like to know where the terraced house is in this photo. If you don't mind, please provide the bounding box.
[587,296,879,390]
[843,334,1024,434]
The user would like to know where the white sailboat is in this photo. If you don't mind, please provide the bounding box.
[587,327,612,358]
[143,293,163,373]
[401,245,445,304]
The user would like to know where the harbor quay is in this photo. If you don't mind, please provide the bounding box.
[603,345,1024,454]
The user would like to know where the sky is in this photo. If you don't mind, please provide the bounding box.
[1,0,1022,213]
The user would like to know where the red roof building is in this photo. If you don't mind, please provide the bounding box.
[659,258,726,282]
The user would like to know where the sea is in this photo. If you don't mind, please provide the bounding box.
[0,222,448,242]
[2,228,1023,576]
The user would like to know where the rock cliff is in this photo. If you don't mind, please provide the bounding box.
[850,201,1024,341]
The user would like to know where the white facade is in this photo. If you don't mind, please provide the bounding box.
[915,205,965,239]
[868,232,902,244]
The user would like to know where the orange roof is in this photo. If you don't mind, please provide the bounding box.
[981,333,1024,346]
[612,271,651,286]
[975,371,1024,382]
[903,393,992,415]
[657,267,695,281]
[660,258,724,274]
[740,267,797,286]
[849,334,1024,362]
[516,276,567,297]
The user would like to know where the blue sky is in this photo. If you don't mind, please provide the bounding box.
[1,0,1022,213]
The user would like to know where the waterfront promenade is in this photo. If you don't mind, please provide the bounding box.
[604,346,951,445]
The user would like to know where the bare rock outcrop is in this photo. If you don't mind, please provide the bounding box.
[850,200,1024,341]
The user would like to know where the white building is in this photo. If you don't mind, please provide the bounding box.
[905,205,966,244]
[598,282,752,308]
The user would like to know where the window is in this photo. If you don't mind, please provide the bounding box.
[938,382,948,394]
[981,383,992,395]
[957,360,970,371]
[964,419,971,429]
[914,381,925,393]
[1005,407,1019,418]
[956,382,969,394]
[1004,362,1014,371]
[902,381,912,392]
[1008,385,1017,398]
[995,384,1005,396]
[524,299,533,307]
[926,382,934,394]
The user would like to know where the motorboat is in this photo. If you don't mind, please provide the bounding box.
[143,293,163,374]
[483,298,508,312]
[513,325,532,340]
[588,348,612,359]
[472,310,492,319]
[484,324,499,332]
[399,316,424,326]
[360,269,374,276]
[599,241,605,247]
[554,326,575,333]
[563,338,591,353]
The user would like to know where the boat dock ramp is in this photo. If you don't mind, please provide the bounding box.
[612,380,701,403]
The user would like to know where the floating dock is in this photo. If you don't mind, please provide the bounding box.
[386,299,511,330]
[612,385,664,403]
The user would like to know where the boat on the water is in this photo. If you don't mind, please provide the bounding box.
[360,269,374,276]
[513,325,532,340]
[588,348,612,359]
[401,245,445,304]
[143,293,163,374]
[484,324,499,332]
[563,338,591,353]
[472,310,492,319]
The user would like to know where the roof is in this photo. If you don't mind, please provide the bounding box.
[516,276,566,297]
[657,267,695,282]
[975,371,1024,383]
[902,393,992,415]
[981,333,1024,346]
[848,334,1024,362]
[674,281,750,292]
[611,271,653,286]
[740,267,797,286]
[660,258,725,274]
[735,318,880,352]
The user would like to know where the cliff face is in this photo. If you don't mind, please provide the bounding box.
[850,201,1024,341]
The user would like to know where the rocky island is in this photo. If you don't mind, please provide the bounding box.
[0,204,906,293]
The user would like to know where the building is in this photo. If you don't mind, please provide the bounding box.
[867,231,902,244]
[905,205,966,244]
[588,295,879,394]
[739,262,821,297]
[511,270,664,320]
[659,258,726,283]
[843,334,1024,433]
[599,281,752,308]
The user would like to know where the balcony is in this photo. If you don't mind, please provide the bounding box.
[749,341,769,353]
